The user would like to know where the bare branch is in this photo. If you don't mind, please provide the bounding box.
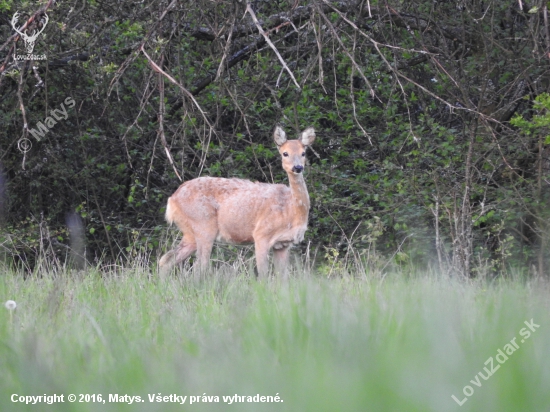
[245,3,301,90]
[140,45,214,131]
[156,60,183,182]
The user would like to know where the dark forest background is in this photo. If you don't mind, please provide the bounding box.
[1,0,549,277]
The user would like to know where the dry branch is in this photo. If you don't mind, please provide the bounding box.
[245,3,301,90]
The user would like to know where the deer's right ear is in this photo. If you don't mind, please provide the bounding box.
[273,126,287,146]
[299,127,316,146]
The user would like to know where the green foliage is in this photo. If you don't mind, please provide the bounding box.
[0,0,13,12]
[511,93,550,144]
[1,0,548,275]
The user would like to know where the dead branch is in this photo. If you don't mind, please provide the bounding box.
[245,3,301,90]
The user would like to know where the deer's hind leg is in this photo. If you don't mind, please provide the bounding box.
[159,233,197,276]
[191,221,219,277]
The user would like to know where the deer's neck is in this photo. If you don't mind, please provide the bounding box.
[287,172,310,223]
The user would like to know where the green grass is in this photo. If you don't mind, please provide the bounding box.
[0,265,549,411]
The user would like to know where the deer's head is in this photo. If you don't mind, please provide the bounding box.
[274,126,316,175]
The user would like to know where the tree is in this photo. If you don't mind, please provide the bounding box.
[1,0,548,276]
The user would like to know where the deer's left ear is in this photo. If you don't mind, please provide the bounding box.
[299,127,315,146]
[273,126,287,146]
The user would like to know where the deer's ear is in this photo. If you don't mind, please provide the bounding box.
[273,126,287,146]
[299,127,315,146]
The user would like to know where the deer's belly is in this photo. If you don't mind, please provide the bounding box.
[215,231,254,245]
[215,222,307,248]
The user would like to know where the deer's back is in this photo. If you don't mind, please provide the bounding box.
[169,177,296,243]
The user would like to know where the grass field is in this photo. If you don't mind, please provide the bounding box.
[1,262,549,412]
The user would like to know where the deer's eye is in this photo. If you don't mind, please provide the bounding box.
[302,152,306,156]
[283,152,289,157]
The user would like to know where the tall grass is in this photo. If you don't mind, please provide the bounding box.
[0,263,549,411]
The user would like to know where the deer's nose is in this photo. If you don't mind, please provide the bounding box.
[292,165,304,173]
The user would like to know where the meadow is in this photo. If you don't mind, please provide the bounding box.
[1,259,549,412]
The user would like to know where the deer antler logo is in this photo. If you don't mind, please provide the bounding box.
[11,11,49,54]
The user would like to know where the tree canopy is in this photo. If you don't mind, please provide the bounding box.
[1,0,549,276]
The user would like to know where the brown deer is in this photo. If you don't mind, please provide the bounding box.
[159,126,316,277]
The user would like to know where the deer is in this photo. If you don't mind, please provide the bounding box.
[159,126,316,278]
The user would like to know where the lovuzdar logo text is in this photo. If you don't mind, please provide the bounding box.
[11,11,49,60]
